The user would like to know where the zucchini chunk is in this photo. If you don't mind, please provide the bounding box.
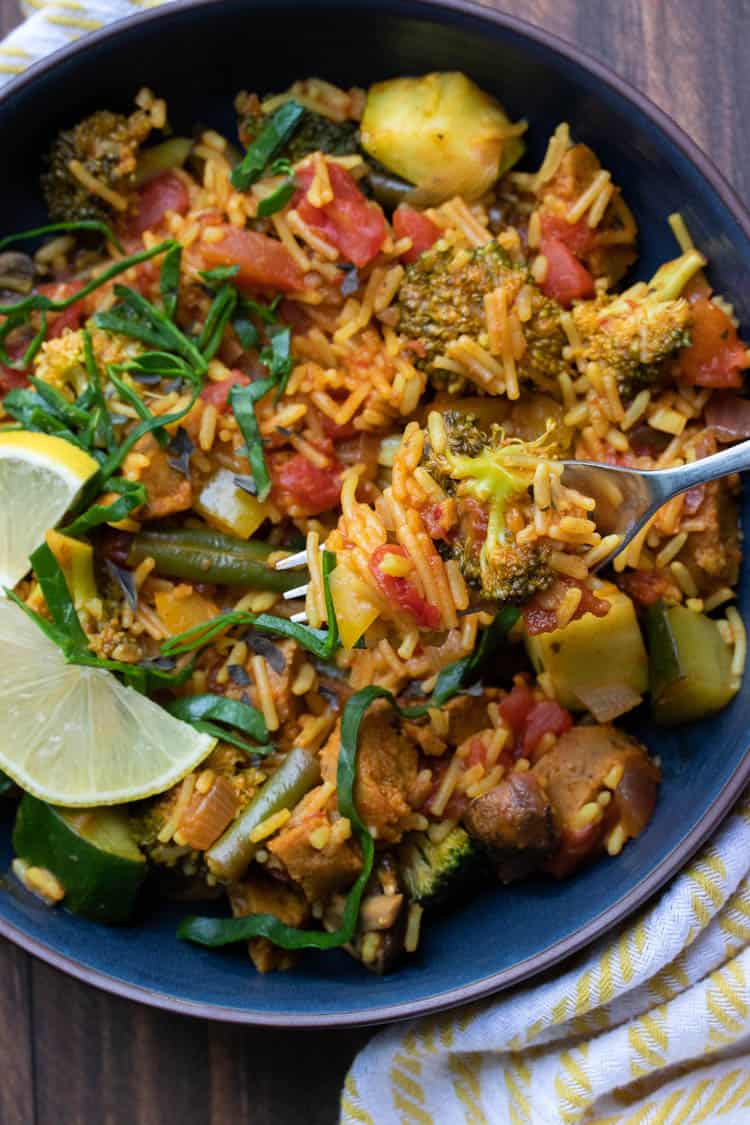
[645,602,738,725]
[12,795,146,924]
[525,588,648,721]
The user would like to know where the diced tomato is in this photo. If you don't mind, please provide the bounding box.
[317,410,357,441]
[422,501,454,540]
[124,171,190,239]
[0,333,31,392]
[539,237,595,307]
[522,699,572,757]
[523,578,610,636]
[369,544,441,630]
[392,205,441,264]
[271,451,342,516]
[293,161,386,269]
[35,280,87,339]
[498,680,535,732]
[539,212,598,257]
[677,296,749,388]
[619,570,670,607]
[200,369,251,412]
[199,226,305,293]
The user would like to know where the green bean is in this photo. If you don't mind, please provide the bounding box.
[126,528,305,591]
[206,747,320,881]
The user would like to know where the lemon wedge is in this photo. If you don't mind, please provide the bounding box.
[0,597,216,806]
[0,431,99,591]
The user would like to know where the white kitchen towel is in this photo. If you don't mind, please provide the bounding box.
[0,0,169,88]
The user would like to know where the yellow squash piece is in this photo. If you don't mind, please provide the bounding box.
[155,588,219,636]
[194,468,270,539]
[361,71,524,204]
[525,588,648,721]
[45,529,97,609]
[329,563,382,649]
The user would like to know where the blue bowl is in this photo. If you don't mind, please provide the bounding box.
[1,0,749,1027]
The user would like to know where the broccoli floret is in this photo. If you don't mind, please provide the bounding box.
[42,108,154,223]
[424,411,556,604]
[397,241,571,394]
[570,250,705,397]
[398,825,487,907]
[241,106,359,164]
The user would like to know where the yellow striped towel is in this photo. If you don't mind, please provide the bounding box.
[342,789,750,1124]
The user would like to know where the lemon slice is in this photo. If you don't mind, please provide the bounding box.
[0,431,99,591]
[0,598,216,806]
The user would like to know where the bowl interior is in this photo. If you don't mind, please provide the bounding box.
[1,0,749,1025]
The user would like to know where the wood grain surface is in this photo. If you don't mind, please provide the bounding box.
[0,1,748,1122]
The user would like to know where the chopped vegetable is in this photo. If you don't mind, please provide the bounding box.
[392,205,441,264]
[45,528,97,609]
[645,602,738,724]
[127,527,303,591]
[292,160,386,268]
[194,468,271,538]
[525,588,648,720]
[134,138,193,186]
[13,795,146,923]
[205,746,321,882]
[398,824,486,907]
[361,72,524,204]
[677,296,749,388]
[231,100,305,191]
[197,226,305,292]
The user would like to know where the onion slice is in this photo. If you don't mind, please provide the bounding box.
[575,682,643,723]
[705,392,750,442]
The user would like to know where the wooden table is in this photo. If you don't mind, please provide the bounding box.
[1,1,748,1121]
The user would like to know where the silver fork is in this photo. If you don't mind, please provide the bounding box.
[559,438,750,568]
[274,439,750,613]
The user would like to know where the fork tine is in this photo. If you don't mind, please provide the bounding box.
[282,583,310,600]
[290,609,309,623]
[274,549,309,570]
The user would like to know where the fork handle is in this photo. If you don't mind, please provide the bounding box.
[656,438,750,499]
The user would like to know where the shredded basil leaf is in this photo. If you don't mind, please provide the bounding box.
[162,551,339,660]
[82,329,116,453]
[230,100,305,191]
[257,177,296,218]
[0,239,176,318]
[199,265,239,286]
[198,283,237,361]
[261,325,293,402]
[0,220,124,255]
[160,243,182,321]
[61,478,147,538]
[230,311,258,351]
[229,378,275,502]
[94,285,207,373]
[165,693,270,751]
[28,542,89,652]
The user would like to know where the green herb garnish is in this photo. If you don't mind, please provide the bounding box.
[165,693,271,753]
[231,100,305,191]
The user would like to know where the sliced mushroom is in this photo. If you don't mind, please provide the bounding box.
[0,251,35,299]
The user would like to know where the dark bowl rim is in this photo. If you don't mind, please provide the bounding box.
[1,0,750,1029]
